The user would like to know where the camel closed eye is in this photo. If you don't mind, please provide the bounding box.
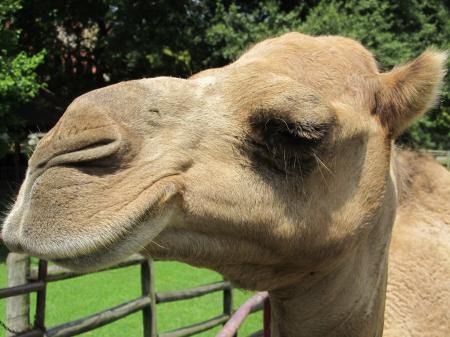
[248,113,331,174]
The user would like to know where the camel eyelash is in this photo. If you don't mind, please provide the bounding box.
[250,113,331,149]
[245,113,333,175]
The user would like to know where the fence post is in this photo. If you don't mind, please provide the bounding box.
[141,258,157,337]
[34,260,48,331]
[6,253,31,337]
[263,298,271,337]
[223,281,235,336]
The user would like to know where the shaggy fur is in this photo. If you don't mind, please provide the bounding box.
[2,33,449,336]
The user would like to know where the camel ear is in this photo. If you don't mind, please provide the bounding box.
[376,50,447,138]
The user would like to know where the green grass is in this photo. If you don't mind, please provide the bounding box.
[0,261,262,337]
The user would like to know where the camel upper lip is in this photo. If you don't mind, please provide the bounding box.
[2,172,180,264]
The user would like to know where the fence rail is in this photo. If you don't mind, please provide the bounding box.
[27,255,147,282]
[156,281,231,304]
[45,296,152,337]
[0,282,45,299]
[159,314,230,337]
[1,253,264,337]
[423,149,450,168]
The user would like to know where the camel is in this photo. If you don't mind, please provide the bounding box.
[2,32,449,336]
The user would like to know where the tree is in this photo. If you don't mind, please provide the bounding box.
[0,0,45,158]
[202,0,450,149]
[12,0,450,150]
[299,0,450,149]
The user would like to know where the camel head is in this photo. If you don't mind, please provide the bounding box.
[2,33,446,290]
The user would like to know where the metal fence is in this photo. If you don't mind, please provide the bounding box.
[0,253,264,337]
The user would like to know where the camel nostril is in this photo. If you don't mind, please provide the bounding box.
[29,123,126,174]
[72,138,117,152]
[45,137,121,168]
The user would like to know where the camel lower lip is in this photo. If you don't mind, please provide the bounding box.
[2,173,180,268]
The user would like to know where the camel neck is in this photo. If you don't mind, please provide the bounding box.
[268,224,391,337]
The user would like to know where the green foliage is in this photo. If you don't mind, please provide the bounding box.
[0,50,45,127]
[8,0,450,150]
[201,0,450,149]
[204,1,300,65]
[0,0,45,157]
[298,0,450,149]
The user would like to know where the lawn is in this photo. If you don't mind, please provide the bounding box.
[0,260,262,337]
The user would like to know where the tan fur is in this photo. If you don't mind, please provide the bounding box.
[2,32,449,336]
[386,151,450,336]
[377,51,447,137]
